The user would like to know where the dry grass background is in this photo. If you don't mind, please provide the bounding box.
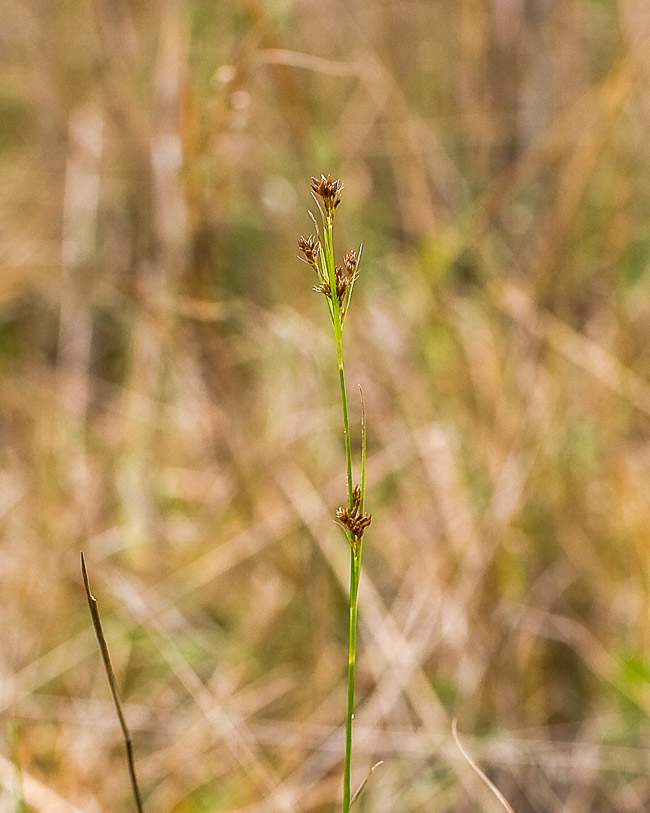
[3,0,650,810]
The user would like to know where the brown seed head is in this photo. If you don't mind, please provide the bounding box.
[298,234,320,270]
[314,266,351,307]
[311,174,343,216]
[334,266,349,305]
[336,502,372,542]
[313,281,331,298]
[344,249,358,278]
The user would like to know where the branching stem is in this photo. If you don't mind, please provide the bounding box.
[300,174,372,812]
[326,219,358,813]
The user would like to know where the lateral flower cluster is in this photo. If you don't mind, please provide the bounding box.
[298,174,362,323]
[336,485,372,549]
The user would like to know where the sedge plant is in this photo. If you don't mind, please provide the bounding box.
[298,174,372,811]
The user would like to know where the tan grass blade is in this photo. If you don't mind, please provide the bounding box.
[451,719,515,813]
[350,760,383,806]
[81,552,144,812]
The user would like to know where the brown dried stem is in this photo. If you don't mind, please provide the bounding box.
[80,552,144,812]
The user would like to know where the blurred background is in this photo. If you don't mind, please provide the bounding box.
[2,0,650,810]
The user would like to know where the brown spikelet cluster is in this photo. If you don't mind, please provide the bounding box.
[336,485,372,545]
[344,249,358,277]
[309,256,358,308]
[298,177,362,320]
[311,173,343,217]
[298,234,319,269]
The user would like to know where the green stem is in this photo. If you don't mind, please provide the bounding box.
[336,331,354,508]
[323,214,353,508]
[336,318,356,811]
[333,282,356,810]
[344,547,361,813]
[318,202,365,811]
[359,386,367,513]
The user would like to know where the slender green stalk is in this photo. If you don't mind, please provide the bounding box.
[337,338,358,813]
[336,332,354,508]
[359,386,367,513]
[344,547,361,811]
[298,175,372,811]
[343,387,368,808]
